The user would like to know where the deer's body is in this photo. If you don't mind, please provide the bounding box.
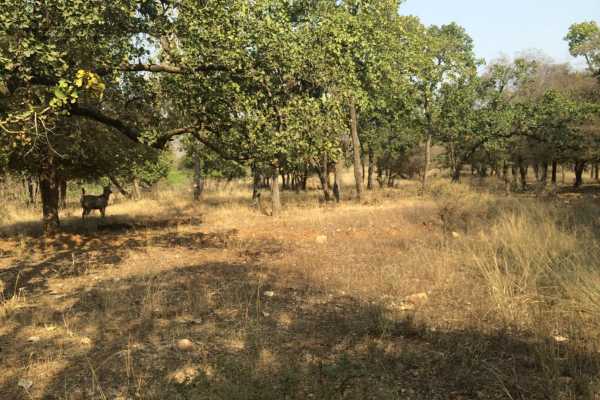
[81,186,112,219]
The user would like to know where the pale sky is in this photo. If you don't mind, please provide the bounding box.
[400,0,600,68]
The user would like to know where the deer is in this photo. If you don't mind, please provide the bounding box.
[81,186,112,219]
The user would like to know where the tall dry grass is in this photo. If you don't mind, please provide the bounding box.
[432,180,600,344]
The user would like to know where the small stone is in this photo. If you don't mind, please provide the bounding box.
[263,291,275,298]
[315,235,327,244]
[27,336,40,343]
[405,292,429,305]
[176,339,194,351]
[553,335,569,343]
[18,378,33,390]
[80,337,93,345]
[262,311,270,317]
[451,231,461,238]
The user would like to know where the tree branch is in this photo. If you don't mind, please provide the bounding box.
[70,104,195,148]
[117,62,229,75]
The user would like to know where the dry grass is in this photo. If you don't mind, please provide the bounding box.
[1,175,600,399]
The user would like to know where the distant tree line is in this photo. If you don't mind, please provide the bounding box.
[0,0,598,232]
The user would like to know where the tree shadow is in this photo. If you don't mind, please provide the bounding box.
[2,251,599,399]
[0,219,240,303]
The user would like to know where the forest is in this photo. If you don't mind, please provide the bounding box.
[1,1,600,399]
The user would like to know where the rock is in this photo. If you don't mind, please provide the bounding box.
[27,336,40,343]
[315,235,328,244]
[405,292,429,305]
[451,231,461,238]
[176,339,194,351]
[553,335,569,343]
[262,311,271,317]
[80,337,93,345]
[18,378,33,390]
[263,291,275,298]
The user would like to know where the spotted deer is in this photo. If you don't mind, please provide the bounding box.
[81,186,112,219]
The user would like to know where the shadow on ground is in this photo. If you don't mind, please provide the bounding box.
[1,234,599,399]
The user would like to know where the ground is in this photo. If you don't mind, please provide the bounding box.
[1,177,600,399]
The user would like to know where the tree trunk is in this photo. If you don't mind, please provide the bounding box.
[193,154,204,201]
[333,157,343,202]
[132,178,141,200]
[320,153,332,202]
[271,166,281,217]
[540,162,548,186]
[40,152,60,233]
[551,161,558,184]
[349,99,363,200]
[594,163,599,181]
[26,176,36,205]
[511,165,518,186]
[422,133,432,191]
[377,165,384,188]
[533,164,540,182]
[518,160,528,190]
[367,146,374,191]
[58,178,67,209]
[301,168,308,191]
[574,160,586,188]
[502,162,510,194]
[452,163,463,183]
[109,175,131,198]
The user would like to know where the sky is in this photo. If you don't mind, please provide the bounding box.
[399,0,600,68]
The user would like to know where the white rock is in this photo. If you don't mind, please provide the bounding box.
[315,235,328,244]
[553,335,569,343]
[405,292,429,305]
[18,378,33,390]
[176,338,194,351]
[27,336,40,343]
[451,231,461,238]
[263,291,275,298]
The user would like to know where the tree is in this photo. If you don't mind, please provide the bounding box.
[565,21,600,78]
[410,22,478,189]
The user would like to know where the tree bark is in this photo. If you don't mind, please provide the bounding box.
[551,161,558,184]
[26,176,36,205]
[58,178,67,209]
[333,162,342,203]
[193,153,204,201]
[502,162,510,194]
[422,132,433,191]
[132,178,141,200]
[349,99,363,200]
[452,163,463,183]
[40,151,60,233]
[252,164,261,201]
[367,146,374,191]
[574,160,586,188]
[271,166,281,217]
[540,162,548,186]
[109,175,131,198]
[320,153,332,202]
[518,160,528,190]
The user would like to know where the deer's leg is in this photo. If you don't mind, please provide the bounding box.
[101,208,106,218]
[82,208,87,220]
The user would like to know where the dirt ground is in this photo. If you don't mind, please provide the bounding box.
[1,183,599,399]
